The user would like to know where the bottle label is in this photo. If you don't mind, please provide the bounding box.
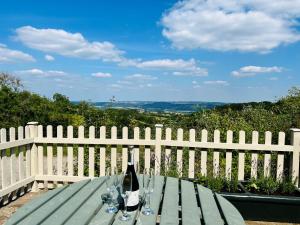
[126,190,139,206]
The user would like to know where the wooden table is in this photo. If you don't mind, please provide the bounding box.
[5,176,245,225]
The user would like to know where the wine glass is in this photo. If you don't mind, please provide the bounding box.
[112,167,120,187]
[119,172,132,221]
[105,168,118,213]
[142,168,154,215]
[149,168,155,194]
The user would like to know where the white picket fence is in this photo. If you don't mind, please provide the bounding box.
[0,122,299,204]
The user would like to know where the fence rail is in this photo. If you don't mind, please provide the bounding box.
[0,122,299,205]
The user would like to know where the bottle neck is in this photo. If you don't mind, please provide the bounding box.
[128,148,134,166]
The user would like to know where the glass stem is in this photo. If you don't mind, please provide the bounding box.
[124,197,128,217]
[146,192,150,209]
[109,190,114,208]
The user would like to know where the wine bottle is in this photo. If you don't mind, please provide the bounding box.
[123,146,139,211]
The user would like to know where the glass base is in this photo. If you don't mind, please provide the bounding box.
[142,207,154,216]
[119,213,131,221]
[106,206,118,214]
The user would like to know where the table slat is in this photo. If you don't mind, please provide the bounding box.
[88,204,116,225]
[65,178,107,225]
[160,177,179,225]
[5,186,67,225]
[112,210,139,225]
[181,180,202,225]
[136,176,164,225]
[12,180,90,225]
[40,178,104,225]
[215,194,245,225]
[197,185,224,225]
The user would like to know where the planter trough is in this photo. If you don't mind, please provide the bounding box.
[221,191,300,223]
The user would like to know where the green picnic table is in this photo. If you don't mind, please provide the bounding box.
[5,176,245,225]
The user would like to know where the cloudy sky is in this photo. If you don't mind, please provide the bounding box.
[1,0,300,102]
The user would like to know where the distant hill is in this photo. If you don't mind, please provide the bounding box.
[89,101,227,113]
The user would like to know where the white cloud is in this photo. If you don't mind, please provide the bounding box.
[232,66,283,77]
[125,73,157,80]
[269,77,279,81]
[109,73,157,90]
[91,72,112,78]
[14,26,209,78]
[134,59,193,69]
[109,84,122,89]
[172,70,206,77]
[15,26,124,62]
[117,80,132,85]
[121,58,207,76]
[0,43,35,63]
[193,84,202,88]
[192,80,201,88]
[45,54,55,61]
[138,83,153,88]
[161,0,300,53]
[16,68,67,77]
[204,80,229,86]
[14,26,208,76]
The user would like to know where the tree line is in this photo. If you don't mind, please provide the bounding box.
[1,72,300,144]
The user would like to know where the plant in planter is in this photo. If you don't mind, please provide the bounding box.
[193,173,300,223]
[244,175,299,196]
[224,176,300,223]
[195,174,242,193]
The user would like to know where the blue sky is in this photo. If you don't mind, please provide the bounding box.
[0,0,300,102]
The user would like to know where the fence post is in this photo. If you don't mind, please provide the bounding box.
[155,124,163,175]
[290,128,300,187]
[27,121,38,192]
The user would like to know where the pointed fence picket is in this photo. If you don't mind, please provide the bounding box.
[251,131,259,179]
[277,132,285,181]
[133,127,139,172]
[89,126,95,177]
[177,128,183,177]
[77,126,84,177]
[0,122,300,205]
[165,128,172,174]
[67,126,74,176]
[57,126,63,177]
[213,130,220,177]
[99,126,106,177]
[201,129,208,176]
[264,131,272,178]
[225,130,233,180]
[144,127,151,173]
[238,131,245,181]
[188,129,196,179]
[122,127,128,173]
